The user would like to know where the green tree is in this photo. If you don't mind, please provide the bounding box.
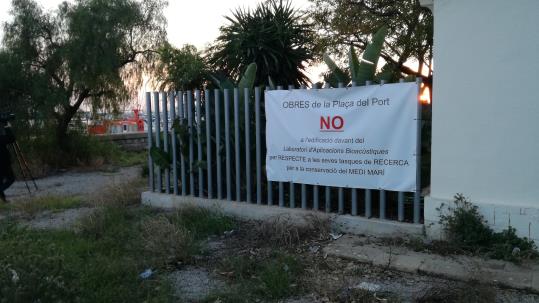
[309,0,433,78]
[156,43,208,91]
[0,0,166,148]
[207,0,315,87]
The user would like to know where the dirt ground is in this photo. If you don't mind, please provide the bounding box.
[2,166,539,302]
[169,220,539,303]
[4,166,141,201]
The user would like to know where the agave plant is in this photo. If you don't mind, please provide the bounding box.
[207,0,315,87]
[323,26,404,87]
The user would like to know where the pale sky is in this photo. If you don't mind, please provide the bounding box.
[0,0,311,50]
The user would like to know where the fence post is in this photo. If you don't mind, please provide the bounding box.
[145,92,154,192]
[277,85,284,207]
[364,81,372,218]
[266,86,273,206]
[312,83,319,211]
[196,90,204,198]
[300,84,308,210]
[323,82,331,213]
[234,88,241,202]
[154,91,162,193]
[205,89,213,199]
[244,87,252,203]
[215,89,222,200]
[224,89,232,201]
[337,82,345,214]
[255,86,262,205]
[288,84,295,208]
[187,91,195,196]
[379,80,387,220]
[178,92,187,196]
[414,77,423,224]
[170,91,178,195]
[162,92,170,194]
[350,81,358,216]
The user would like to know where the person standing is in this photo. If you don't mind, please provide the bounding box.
[0,121,15,202]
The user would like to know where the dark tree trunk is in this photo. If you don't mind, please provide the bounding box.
[55,90,90,151]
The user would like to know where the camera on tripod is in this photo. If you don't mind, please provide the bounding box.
[0,112,15,123]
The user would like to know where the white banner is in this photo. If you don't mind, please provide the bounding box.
[265,82,418,192]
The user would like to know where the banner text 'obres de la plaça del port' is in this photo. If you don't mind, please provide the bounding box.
[265,82,419,192]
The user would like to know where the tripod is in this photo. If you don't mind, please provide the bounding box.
[8,141,38,194]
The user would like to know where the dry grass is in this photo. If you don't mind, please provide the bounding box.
[0,195,82,217]
[140,214,197,268]
[256,214,331,248]
[88,177,145,207]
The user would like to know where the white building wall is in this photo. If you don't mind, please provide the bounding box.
[425,0,539,241]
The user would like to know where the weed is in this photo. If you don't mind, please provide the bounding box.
[169,206,236,240]
[0,195,82,217]
[257,253,303,299]
[214,251,304,301]
[0,216,171,302]
[89,177,145,207]
[140,215,198,268]
[256,214,331,248]
[438,194,538,262]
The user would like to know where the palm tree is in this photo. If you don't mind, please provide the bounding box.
[207,0,315,87]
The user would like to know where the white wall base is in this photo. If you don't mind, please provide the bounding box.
[425,195,539,242]
[141,191,424,238]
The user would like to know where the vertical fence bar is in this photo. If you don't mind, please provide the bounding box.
[179,92,187,196]
[337,83,345,214]
[379,80,387,219]
[170,92,178,195]
[255,87,262,205]
[154,92,162,193]
[325,187,331,213]
[398,78,405,221]
[145,92,154,191]
[311,83,319,210]
[244,87,252,203]
[350,81,358,215]
[234,88,241,202]
[398,192,405,221]
[288,84,295,208]
[323,82,331,213]
[277,85,284,207]
[205,89,213,199]
[414,77,423,224]
[215,89,222,200]
[266,87,273,206]
[364,81,372,218]
[300,85,307,210]
[224,89,232,201]
[162,92,170,194]
[196,90,203,198]
[187,92,195,196]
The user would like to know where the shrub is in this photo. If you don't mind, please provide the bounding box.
[439,194,538,262]
[140,215,197,268]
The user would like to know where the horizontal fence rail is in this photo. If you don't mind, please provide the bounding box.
[145,81,428,223]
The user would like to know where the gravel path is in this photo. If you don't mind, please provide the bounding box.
[4,166,142,201]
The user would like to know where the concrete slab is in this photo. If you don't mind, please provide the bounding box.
[141,191,424,238]
[324,234,539,293]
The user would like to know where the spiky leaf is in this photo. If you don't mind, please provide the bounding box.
[356,26,388,84]
[348,46,361,84]
[238,63,257,91]
[323,53,350,87]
